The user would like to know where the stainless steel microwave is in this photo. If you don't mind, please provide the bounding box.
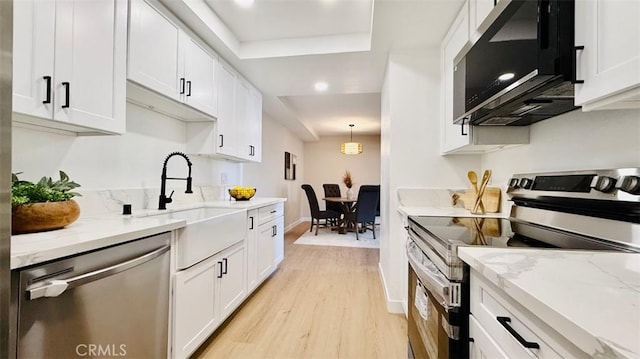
[454,0,579,126]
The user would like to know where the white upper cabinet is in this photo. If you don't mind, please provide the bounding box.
[247,85,263,162]
[235,78,263,162]
[440,0,528,155]
[128,0,182,102]
[13,0,127,134]
[215,60,239,157]
[574,0,640,111]
[186,61,263,163]
[182,34,218,117]
[235,78,250,160]
[127,0,217,120]
[468,0,495,41]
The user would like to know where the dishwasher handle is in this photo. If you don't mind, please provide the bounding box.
[27,245,170,300]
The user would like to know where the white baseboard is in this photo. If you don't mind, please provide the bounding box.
[378,262,404,314]
[285,218,304,233]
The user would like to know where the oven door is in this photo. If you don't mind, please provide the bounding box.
[407,240,468,359]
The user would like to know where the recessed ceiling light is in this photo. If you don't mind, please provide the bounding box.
[314,82,328,92]
[234,0,254,8]
[498,73,515,81]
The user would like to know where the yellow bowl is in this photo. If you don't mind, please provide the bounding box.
[229,188,256,201]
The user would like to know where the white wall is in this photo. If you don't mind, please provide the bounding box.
[380,49,479,312]
[301,135,381,217]
[481,108,640,182]
[243,114,305,230]
[12,103,241,193]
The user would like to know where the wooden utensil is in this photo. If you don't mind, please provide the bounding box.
[473,170,491,214]
[467,171,485,213]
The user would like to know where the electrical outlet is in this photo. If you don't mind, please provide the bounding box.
[221,172,228,185]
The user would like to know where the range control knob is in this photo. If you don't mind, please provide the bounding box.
[617,176,640,195]
[592,176,617,193]
[509,178,520,189]
[519,178,533,189]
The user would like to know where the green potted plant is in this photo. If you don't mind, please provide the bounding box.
[11,171,82,234]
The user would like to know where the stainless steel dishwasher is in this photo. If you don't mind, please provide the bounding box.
[11,232,171,358]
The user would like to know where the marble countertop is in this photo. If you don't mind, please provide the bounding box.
[11,197,286,270]
[459,247,640,358]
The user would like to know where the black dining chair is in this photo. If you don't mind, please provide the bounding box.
[302,184,341,235]
[353,185,380,240]
[323,183,343,226]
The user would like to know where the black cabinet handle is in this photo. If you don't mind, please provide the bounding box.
[572,46,585,84]
[272,225,276,237]
[249,216,254,230]
[180,78,185,94]
[274,226,277,236]
[186,80,192,96]
[219,134,224,148]
[217,261,223,278]
[539,0,550,50]
[61,82,70,108]
[497,316,540,349]
[222,258,228,275]
[43,76,52,104]
[249,145,254,156]
[461,117,468,136]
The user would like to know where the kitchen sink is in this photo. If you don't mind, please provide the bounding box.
[143,207,240,224]
[144,207,247,269]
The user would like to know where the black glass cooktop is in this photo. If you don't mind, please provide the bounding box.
[408,216,556,248]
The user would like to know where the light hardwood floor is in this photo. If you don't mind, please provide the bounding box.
[192,222,408,359]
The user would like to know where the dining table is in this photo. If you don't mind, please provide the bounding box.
[323,197,357,234]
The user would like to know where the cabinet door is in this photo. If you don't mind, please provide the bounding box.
[469,0,494,37]
[128,0,182,102]
[246,210,259,292]
[273,215,284,266]
[235,78,251,160]
[469,315,509,359]
[257,221,276,282]
[247,86,263,162]
[183,34,218,117]
[12,0,55,119]
[218,244,247,319]
[441,2,471,154]
[173,256,219,359]
[53,0,126,133]
[575,0,640,110]
[215,60,238,157]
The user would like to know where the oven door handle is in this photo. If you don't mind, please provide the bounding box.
[406,240,450,308]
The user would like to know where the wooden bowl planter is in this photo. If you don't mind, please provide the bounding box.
[12,200,80,235]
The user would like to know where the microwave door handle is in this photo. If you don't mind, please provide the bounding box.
[27,245,170,300]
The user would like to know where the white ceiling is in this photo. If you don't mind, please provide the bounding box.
[160,0,465,141]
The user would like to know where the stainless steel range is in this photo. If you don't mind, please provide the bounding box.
[406,168,640,359]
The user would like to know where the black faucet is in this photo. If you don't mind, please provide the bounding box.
[159,152,193,210]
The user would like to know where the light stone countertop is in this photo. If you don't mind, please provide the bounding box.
[11,197,286,270]
[458,247,640,358]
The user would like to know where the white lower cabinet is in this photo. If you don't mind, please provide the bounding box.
[173,242,246,359]
[469,270,584,359]
[246,209,259,292]
[173,202,285,358]
[247,203,285,291]
[469,315,508,359]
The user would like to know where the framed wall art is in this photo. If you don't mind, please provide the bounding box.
[284,151,296,180]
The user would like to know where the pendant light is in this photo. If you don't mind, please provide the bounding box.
[340,124,363,155]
